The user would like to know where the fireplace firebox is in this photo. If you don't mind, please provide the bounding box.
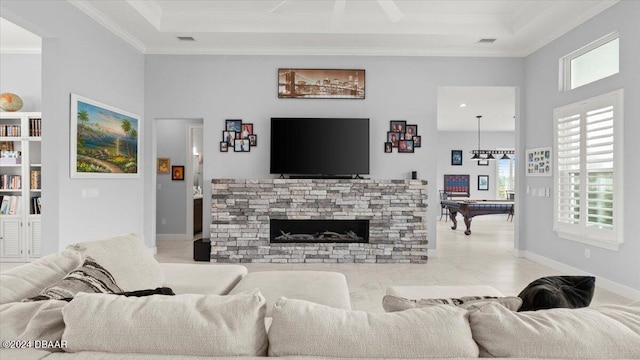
[270,219,369,243]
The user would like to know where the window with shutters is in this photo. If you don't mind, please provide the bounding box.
[553,89,624,250]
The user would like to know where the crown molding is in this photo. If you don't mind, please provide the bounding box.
[67,0,146,53]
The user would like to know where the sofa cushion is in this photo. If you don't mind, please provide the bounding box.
[159,263,247,295]
[517,275,595,311]
[268,298,479,358]
[24,256,122,301]
[0,249,84,304]
[383,294,522,312]
[0,300,67,351]
[229,271,351,316]
[62,289,268,357]
[468,302,640,359]
[67,233,163,291]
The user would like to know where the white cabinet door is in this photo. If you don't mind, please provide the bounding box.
[1,218,23,260]
[28,218,41,259]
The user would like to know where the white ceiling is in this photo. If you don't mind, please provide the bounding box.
[63,0,618,56]
[437,87,515,132]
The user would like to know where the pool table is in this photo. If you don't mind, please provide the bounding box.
[441,199,514,235]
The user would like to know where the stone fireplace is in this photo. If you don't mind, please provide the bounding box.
[210,179,428,263]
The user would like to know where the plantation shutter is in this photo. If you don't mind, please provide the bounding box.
[553,89,622,249]
[556,113,581,227]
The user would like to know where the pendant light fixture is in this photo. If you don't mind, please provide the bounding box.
[469,115,515,160]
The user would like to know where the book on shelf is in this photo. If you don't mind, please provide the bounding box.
[31,196,42,214]
[0,195,21,215]
[30,170,41,190]
[30,118,42,137]
[0,124,21,137]
[1,174,22,190]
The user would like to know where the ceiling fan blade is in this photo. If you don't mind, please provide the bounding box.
[376,0,404,23]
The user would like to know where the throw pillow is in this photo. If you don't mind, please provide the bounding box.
[23,256,122,302]
[268,297,479,358]
[67,233,164,291]
[383,294,522,312]
[468,302,640,359]
[0,249,84,304]
[62,289,268,356]
[517,275,595,311]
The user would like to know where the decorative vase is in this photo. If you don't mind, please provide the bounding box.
[0,93,24,112]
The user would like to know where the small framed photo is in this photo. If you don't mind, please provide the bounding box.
[384,142,393,153]
[478,160,489,166]
[478,175,489,191]
[398,140,414,153]
[451,150,463,166]
[390,120,406,134]
[220,141,228,152]
[222,131,235,146]
[172,165,184,181]
[387,131,401,147]
[157,158,170,174]
[240,123,253,138]
[225,119,242,132]
[413,136,421,148]
[405,125,417,141]
[234,138,251,152]
[248,134,257,146]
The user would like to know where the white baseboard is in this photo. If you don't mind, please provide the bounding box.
[428,248,438,258]
[515,249,640,301]
[156,234,191,241]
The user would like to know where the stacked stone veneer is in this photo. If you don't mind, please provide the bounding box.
[210,179,428,263]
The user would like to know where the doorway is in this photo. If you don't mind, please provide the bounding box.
[155,119,203,240]
[435,86,518,254]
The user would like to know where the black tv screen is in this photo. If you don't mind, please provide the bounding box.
[270,117,370,176]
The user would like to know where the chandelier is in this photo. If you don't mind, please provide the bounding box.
[470,115,515,160]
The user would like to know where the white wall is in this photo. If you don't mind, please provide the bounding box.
[145,55,525,250]
[523,1,640,293]
[0,53,41,112]
[1,1,146,253]
[437,131,515,201]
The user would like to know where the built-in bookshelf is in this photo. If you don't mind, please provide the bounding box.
[0,112,42,262]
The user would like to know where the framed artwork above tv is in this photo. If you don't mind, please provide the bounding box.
[278,69,365,99]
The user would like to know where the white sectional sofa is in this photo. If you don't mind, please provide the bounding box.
[1,233,639,360]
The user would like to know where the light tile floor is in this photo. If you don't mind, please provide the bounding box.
[155,215,631,312]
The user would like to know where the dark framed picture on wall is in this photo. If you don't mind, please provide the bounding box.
[478,160,489,166]
[225,119,242,132]
[234,138,250,152]
[248,134,257,146]
[405,125,417,141]
[451,150,463,166]
[413,136,421,148]
[220,141,228,152]
[384,142,392,153]
[387,132,400,147]
[478,175,489,191]
[390,120,406,134]
[398,140,414,153]
[172,166,184,181]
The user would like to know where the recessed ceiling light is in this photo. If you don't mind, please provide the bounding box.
[478,38,497,44]
[459,103,467,108]
[177,36,195,41]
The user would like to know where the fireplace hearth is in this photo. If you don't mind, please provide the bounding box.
[270,219,369,243]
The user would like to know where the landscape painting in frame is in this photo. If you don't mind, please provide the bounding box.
[70,94,141,178]
[278,69,365,99]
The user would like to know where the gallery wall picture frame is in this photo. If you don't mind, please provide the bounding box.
[248,134,257,146]
[451,150,463,166]
[225,119,242,132]
[478,160,489,166]
[278,68,365,99]
[172,165,184,181]
[157,158,170,173]
[478,175,489,191]
[405,125,418,141]
[413,136,421,148]
[220,142,228,152]
[384,142,392,153]
[234,138,251,152]
[526,147,552,176]
[390,120,407,134]
[387,131,400,148]
[398,140,414,153]
[70,94,141,178]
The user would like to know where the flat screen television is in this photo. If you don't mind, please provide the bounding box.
[270,117,370,176]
